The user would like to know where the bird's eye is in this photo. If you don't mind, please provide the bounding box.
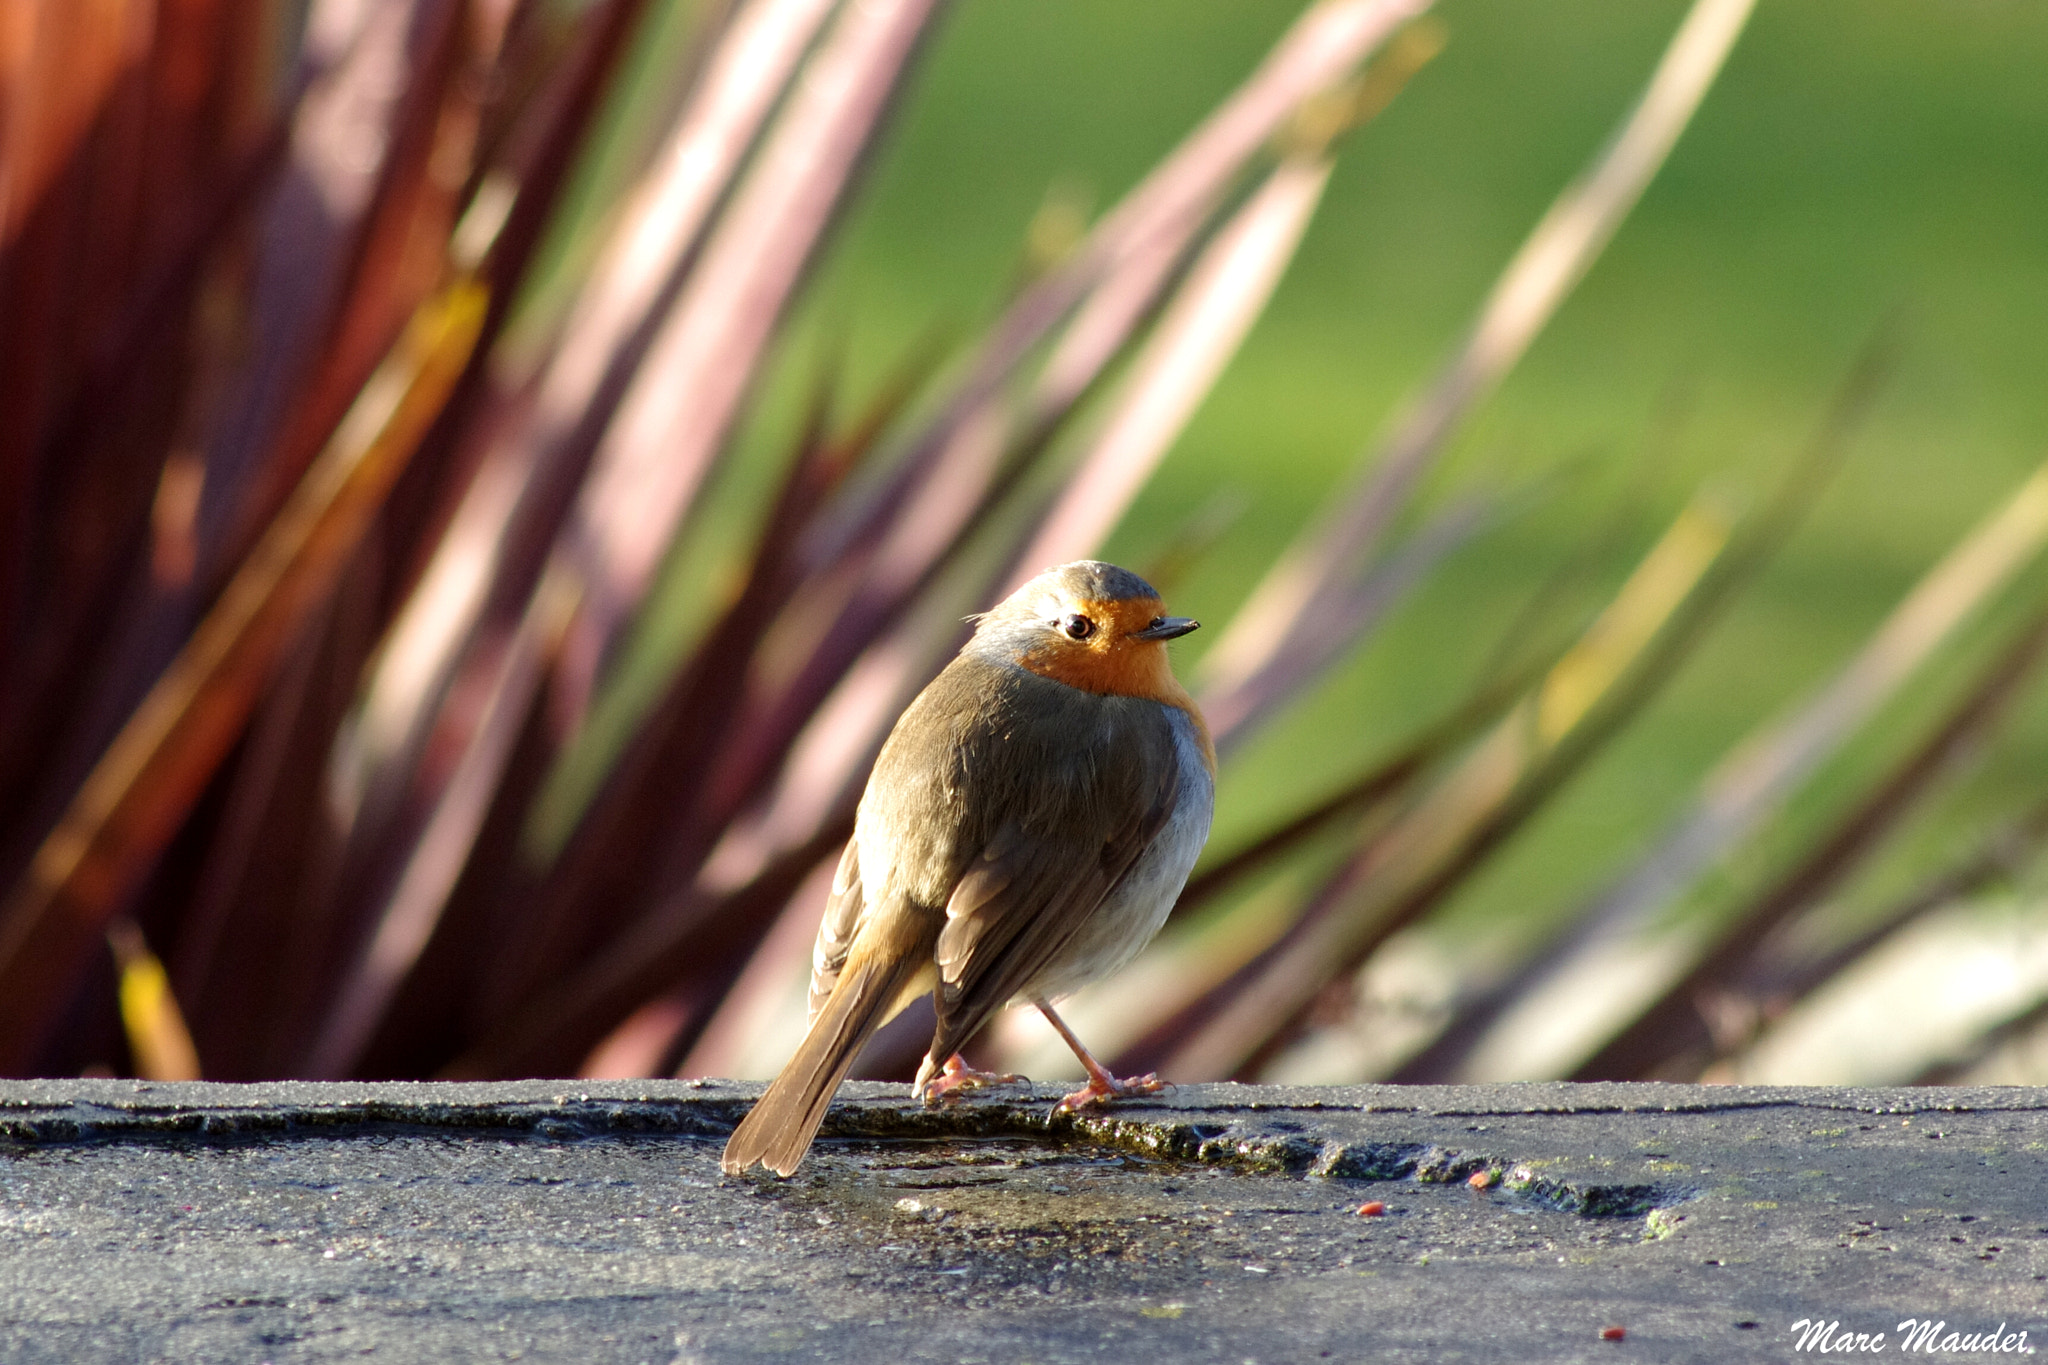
[1061,613,1095,641]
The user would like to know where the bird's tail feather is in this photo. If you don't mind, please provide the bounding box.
[721,918,931,1177]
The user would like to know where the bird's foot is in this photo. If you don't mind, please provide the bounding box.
[1052,1070,1168,1116]
[919,1053,1024,1106]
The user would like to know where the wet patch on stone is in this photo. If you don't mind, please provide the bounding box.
[718,1132,1676,1311]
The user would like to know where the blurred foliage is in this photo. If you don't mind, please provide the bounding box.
[3,0,2047,1093]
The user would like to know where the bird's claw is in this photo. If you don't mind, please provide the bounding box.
[1051,1071,1168,1116]
[918,1054,1025,1106]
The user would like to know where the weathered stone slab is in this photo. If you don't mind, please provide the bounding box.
[0,1080,2043,1362]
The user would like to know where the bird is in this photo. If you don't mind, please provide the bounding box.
[721,560,1214,1177]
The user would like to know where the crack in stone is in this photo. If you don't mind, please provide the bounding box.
[0,1091,1701,1224]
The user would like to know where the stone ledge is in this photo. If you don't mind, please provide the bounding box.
[2,1081,2044,1363]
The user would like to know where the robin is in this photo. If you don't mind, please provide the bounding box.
[721,560,1214,1177]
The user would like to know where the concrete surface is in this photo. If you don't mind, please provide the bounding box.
[0,1079,2044,1362]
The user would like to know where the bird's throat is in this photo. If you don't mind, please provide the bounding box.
[1015,642,1212,770]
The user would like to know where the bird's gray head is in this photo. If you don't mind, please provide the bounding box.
[966,561,1199,687]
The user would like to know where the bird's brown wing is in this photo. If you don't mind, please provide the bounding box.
[806,837,865,1024]
[925,736,1179,1067]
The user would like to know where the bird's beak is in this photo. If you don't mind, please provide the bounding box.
[1133,616,1199,641]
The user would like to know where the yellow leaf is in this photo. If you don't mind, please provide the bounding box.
[109,921,201,1081]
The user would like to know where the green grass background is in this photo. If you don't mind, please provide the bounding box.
[622,0,2048,951]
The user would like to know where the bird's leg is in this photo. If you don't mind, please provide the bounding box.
[1035,999,1167,1115]
[918,1052,1023,1105]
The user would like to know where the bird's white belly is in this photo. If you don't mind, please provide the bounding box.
[1017,706,1214,1003]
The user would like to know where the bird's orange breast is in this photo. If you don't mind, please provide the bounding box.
[1015,596,1215,772]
